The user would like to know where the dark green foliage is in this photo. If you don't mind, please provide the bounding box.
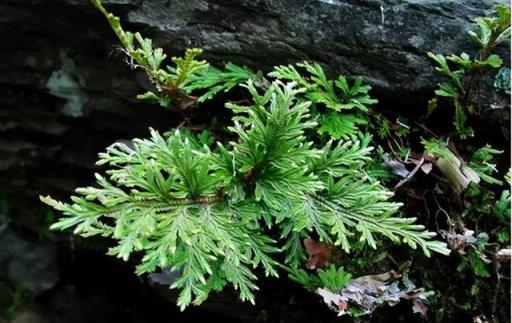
[496,190,511,222]
[456,234,492,278]
[427,5,510,139]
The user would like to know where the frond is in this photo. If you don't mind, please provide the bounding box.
[184,63,257,102]
[42,128,278,309]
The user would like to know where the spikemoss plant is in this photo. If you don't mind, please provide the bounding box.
[41,0,449,311]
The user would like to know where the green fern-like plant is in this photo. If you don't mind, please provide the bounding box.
[469,144,503,185]
[270,62,377,139]
[42,80,448,309]
[427,4,510,139]
[289,265,352,292]
[91,0,256,109]
[184,63,259,102]
[41,0,449,311]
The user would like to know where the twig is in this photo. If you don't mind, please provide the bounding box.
[414,122,439,138]
[393,157,424,190]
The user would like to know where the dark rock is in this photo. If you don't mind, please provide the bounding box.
[2,0,509,97]
[122,0,509,93]
[0,224,59,294]
[0,0,509,198]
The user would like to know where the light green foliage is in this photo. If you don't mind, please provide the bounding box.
[270,62,377,139]
[289,265,352,292]
[184,63,258,102]
[427,5,510,139]
[92,0,257,108]
[91,0,195,79]
[91,0,208,108]
[42,0,449,312]
[421,138,455,161]
[317,112,368,140]
[469,144,503,185]
[317,265,352,292]
[428,52,465,95]
[468,4,511,49]
[427,51,474,138]
[42,127,280,309]
[42,80,448,310]
[94,0,378,139]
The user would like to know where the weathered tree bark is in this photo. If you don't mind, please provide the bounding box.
[0,0,509,196]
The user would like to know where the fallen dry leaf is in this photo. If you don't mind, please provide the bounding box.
[411,297,429,316]
[316,288,348,316]
[496,248,511,262]
[435,156,480,193]
[383,153,410,178]
[420,162,433,174]
[304,238,332,269]
[440,228,477,255]
[316,271,432,318]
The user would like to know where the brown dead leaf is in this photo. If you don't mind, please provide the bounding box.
[303,238,332,270]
